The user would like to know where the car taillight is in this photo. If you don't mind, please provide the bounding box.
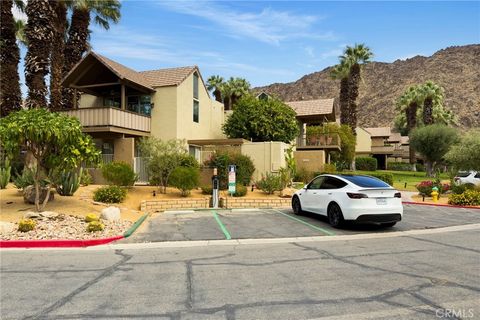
[347,192,368,199]
[394,192,401,198]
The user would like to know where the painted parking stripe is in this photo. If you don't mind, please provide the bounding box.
[271,209,336,236]
[212,210,232,240]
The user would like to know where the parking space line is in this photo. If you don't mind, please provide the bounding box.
[212,210,232,240]
[272,209,336,236]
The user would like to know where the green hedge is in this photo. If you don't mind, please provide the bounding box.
[387,162,412,171]
[356,157,377,171]
[369,172,394,186]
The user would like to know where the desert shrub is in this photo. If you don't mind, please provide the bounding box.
[80,169,93,186]
[18,219,36,232]
[233,184,247,197]
[93,185,126,203]
[13,167,36,189]
[204,152,255,189]
[0,160,11,189]
[416,180,449,196]
[323,163,336,174]
[87,221,105,232]
[387,162,412,171]
[85,213,99,222]
[278,167,291,189]
[416,163,425,172]
[368,173,394,186]
[294,167,315,183]
[448,190,480,206]
[179,154,199,168]
[169,166,199,197]
[256,172,282,194]
[356,157,377,171]
[451,183,476,195]
[55,168,81,196]
[201,185,213,195]
[101,161,137,187]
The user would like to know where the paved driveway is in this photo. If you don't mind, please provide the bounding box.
[123,204,480,243]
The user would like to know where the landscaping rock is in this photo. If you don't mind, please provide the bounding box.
[280,187,296,198]
[0,222,15,234]
[39,211,60,219]
[101,206,121,221]
[23,186,54,204]
[24,211,40,219]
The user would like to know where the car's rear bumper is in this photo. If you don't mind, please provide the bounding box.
[354,213,402,224]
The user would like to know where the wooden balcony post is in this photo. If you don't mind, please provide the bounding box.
[121,84,126,110]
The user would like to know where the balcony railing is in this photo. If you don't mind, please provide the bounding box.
[61,107,151,133]
[297,133,341,150]
[371,145,395,154]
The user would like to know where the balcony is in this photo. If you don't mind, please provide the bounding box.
[371,145,395,154]
[297,133,341,151]
[62,107,151,135]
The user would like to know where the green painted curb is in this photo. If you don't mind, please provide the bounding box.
[123,213,149,238]
[212,210,232,240]
[272,209,336,236]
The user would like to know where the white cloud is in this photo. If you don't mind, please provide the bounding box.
[304,46,315,58]
[157,1,334,45]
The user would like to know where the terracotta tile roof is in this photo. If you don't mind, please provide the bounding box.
[286,98,334,117]
[388,132,402,142]
[364,127,392,137]
[140,67,197,87]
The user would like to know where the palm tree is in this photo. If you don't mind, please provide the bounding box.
[228,77,250,109]
[62,0,121,109]
[343,44,373,132]
[420,81,444,126]
[0,0,24,117]
[330,59,351,126]
[220,82,232,110]
[14,18,27,47]
[49,1,68,111]
[206,75,224,103]
[24,0,55,109]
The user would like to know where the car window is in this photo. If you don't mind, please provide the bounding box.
[456,171,471,177]
[320,177,347,189]
[308,177,324,189]
[475,173,480,179]
[339,175,391,188]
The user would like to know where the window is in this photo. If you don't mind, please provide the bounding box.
[189,145,201,162]
[307,177,324,190]
[193,100,199,123]
[193,72,199,99]
[127,95,151,116]
[320,177,347,189]
[104,96,120,108]
[340,175,391,188]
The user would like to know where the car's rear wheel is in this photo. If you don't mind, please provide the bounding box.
[292,196,303,215]
[327,203,344,228]
[381,222,397,228]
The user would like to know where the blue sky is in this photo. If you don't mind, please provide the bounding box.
[16,1,480,90]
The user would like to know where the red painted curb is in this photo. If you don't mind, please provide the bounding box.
[402,201,480,209]
[0,235,124,248]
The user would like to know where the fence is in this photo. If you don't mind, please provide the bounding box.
[134,157,149,184]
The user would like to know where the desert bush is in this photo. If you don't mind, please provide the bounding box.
[0,160,11,189]
[55,168,82,196]
[294,167,315,183]
[85,213,99,222]
[278,167,291,189]
[451,183,476,195]
[80,169,93,186]
[201,185,213,195]
[387,162,412,171]
[18,219,36,232]
[448,190,480,206]
[169,166,199,197]
[93,185,126,203]
[87,221,105,232]
[256,172,282,194]
[101,162,137,187]
[356,157,378,171]
[323,163,336,174]
[204,152,255,189]
[13,167,36,189]
[232,184,247,197]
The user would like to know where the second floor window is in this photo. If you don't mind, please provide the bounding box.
[193,100,199,123]
[193,72,199,99]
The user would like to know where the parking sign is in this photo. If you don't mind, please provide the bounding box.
[228,165,236,194]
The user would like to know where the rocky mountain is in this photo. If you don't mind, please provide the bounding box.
[255,44,480,129]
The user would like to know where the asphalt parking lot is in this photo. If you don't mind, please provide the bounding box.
[123,204,480,243]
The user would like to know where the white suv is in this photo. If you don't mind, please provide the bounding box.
[454,171,480,186]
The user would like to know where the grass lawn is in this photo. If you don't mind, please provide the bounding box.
[345,170,450,192]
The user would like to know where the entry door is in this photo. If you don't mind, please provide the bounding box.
[301,176,324,213]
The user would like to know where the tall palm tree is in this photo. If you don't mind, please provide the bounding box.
[330,59,351,126]
[220,82,232,111]
[228,77,250,109]
[0,0,24,117]
[206,75,224,103]
[343,44,373,132]
[49,1,68,111]
[24,0,55,109]
[62,0,121,109]
[420,81,444,126]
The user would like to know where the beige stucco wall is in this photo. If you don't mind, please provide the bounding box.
[79,94,103,108]
[150,86,178,140]
[241,142,289,182]
[355,127,372,155]
[294,150,326,173]
[371,137,387,147]
[113,137,135,167]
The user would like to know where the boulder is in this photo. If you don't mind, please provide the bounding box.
[280,187,296,198]
[23,186,54,204]
[0,221,15,234]
[101,206,121,221]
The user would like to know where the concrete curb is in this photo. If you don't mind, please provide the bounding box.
[0,235,124,248]
[402,201,480,209]
[123,214,149,238]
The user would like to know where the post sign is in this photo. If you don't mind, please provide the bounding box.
[228,165,236,194]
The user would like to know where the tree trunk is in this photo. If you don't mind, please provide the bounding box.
[49,1,67,111]
[423,97,434,125]
[0,0,23,117]
[213,90,222,103]
[62,7,90,109]
[347,64,360,133]
[223,96,231,111]
[406,101,418,169]
[339,77,349,126]
[425,161,434,177]
[24,0,55,109]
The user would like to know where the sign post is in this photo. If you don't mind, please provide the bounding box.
[228,165,236,195]
[212,168,219,209]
